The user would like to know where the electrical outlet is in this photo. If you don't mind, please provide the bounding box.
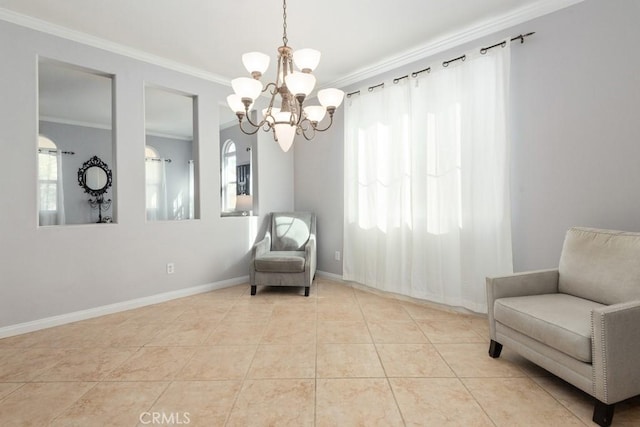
[334,251,341,261]
[166,263,175,274]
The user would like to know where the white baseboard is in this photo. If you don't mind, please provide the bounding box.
[315,270,344,282]
[0,276,249,339]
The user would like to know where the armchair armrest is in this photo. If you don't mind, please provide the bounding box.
[304,233,317,281]
[591,300,640,404]
[487,269,560,300]
[252,231,271,262]
[486,269,559,339]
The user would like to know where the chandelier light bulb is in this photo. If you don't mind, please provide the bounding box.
[293,48,321,72]
[318,88,345,108]
[242,52,270,77]
[285,72,316,97]
[227,94,246,113]
[304,105,326,123]
[274,122,296,152]
[231,77,263,102]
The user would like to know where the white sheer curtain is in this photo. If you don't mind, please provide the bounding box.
[188,160,195,219]
[38,151,65,226]
[146,159,168,221]
[344,43,513,313]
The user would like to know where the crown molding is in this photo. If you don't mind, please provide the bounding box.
[145,130,193,141]
[40,115,111,131]
[1,0,583,92]
[326,0,584,89]
[0,7,231,87]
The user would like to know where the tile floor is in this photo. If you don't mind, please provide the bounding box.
[1,278,639,426]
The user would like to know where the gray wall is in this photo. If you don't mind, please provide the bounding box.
[293,117,344,275]
[0,19,293,329]
[294,0,640,275]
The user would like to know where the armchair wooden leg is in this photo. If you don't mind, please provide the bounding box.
[251,285,256,296]
[304,286,310,297]
[592,401,614,427]
[488,340,503,358]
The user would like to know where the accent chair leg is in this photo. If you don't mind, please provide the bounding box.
[304,286,310,297]
[488,340,503,358]
[593,401,614,427]
[250,285,256,296]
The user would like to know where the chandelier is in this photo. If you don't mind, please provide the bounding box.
[226,0,345,152]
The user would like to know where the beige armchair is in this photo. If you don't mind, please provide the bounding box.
[486,227,640,426]
[250,212,316,297]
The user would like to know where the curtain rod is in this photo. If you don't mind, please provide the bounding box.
[145,157,172,163]
[38,148,75,155]
[481,32,535,54]
[347,32,535,97]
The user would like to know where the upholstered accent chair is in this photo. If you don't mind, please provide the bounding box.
[250,212,316,297]
[486,227,640,426]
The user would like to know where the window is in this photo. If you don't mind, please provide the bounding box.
[145,145,165,220]
[38,135,59,212]
[221,139,237,212]
[343,44,513,313]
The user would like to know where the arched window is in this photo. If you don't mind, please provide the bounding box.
[145,145,159,159]
[221,139,237,212]
[38,135,65,225]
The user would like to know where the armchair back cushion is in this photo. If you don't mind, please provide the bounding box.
[271,212,313,251]
[558,227,640,305]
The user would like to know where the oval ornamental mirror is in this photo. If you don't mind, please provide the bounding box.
[77,156,113,222]
[85,165,108,191]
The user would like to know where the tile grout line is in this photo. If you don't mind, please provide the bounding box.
[355,287,408,426]
[314,279,319,427]
[222,285,260,427]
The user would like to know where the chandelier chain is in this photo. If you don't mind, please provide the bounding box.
[282,0,288,46]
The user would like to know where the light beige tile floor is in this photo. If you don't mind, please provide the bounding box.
[1,278,640,426]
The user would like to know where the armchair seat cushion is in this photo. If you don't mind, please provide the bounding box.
[494,293,604,363]
[254,251,306,273]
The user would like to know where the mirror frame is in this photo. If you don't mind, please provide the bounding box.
[77,155,113,197]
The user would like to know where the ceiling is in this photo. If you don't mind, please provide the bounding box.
[2,0,581,133]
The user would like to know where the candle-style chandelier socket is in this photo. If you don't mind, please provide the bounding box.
[227,0,344,152]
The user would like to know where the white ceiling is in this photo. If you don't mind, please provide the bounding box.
[3,0,582,133]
